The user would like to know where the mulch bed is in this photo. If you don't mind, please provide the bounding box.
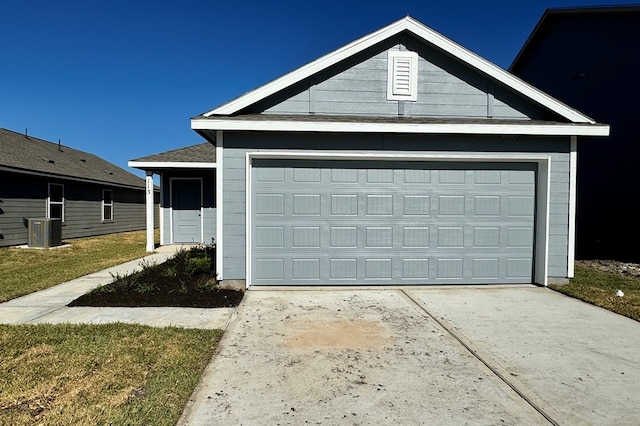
[68,287,244,308]
[68,247,244,308]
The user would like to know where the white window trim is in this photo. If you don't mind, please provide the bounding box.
[387,50,418,101]
[47,183,65,223]
[102,189,114,223]
[245,151,551,289]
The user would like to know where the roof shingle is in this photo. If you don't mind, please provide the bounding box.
[130,142,216,163]
[0,128,146,188]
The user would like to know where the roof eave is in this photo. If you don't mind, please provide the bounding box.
[191,117,609,137]
[0,165,147,190]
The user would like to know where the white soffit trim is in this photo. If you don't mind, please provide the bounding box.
[191,118,609,137]
[203,16,595,124]
[128,161,217,169]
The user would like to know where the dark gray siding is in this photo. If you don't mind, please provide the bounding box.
[221,133,571,280]
[264,40,553,120]
[0,172,46,246]
[0,171,157,247]
[160,170,216,245]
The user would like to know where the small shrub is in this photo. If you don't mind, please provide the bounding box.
[134,281,158,294]
[185,256,211,276]
[68,244,243,308]
[162,265,178,277]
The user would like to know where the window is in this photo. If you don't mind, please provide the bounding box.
[387,50,418,101]
[102,189,113,222]
[48,183,64,222]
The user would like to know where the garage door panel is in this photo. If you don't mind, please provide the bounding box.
[251,160,535,285]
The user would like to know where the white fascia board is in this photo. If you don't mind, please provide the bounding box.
[204,16,595,124]
[191,118,610,137]
[128,161,217,169]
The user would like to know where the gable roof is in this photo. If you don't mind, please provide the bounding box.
[510,5,640,75]
[0,128,146,189]
[128,142,216,170]
[200,16,596,125]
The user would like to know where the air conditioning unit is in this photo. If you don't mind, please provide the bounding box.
[27,218,62,248]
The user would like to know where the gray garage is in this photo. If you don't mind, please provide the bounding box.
[130,17,608,288]
[250,159,535,285]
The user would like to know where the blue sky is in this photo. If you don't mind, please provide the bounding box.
[0,0,632,177]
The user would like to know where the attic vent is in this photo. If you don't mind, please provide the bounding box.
[80,159,86,162]
[105,170,113,175]
[387,50,418,101]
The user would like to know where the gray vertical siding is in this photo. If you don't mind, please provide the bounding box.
[263,41,551,120]
[222,133,571,280]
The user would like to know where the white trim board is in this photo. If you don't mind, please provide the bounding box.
[192,118,609,137]
[128,161,217,169]
[215,131,224,280]
[245,151,551,288]
[568,136,578,278]
[204,16,595,124]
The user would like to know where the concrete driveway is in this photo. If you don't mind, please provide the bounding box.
[179,286,640,425]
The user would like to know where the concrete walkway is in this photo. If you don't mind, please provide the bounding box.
[0,246,235,330]
[179,285,640,425]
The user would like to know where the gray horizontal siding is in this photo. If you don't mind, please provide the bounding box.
[222,132,571,281]
[0,197,45,246]
[0,172,156,247]
[263,39,551,120]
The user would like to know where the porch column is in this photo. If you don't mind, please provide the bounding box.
[145,171,155,252]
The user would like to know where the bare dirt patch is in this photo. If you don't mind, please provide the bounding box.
[285,320,392,349]
[576,259,640,279]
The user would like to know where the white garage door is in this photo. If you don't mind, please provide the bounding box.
[250,160,535,285]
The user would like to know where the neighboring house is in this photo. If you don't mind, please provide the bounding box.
[0,128,158,247]
[509,6,640,261]
[132,16,608,288]
[129,142,216,247]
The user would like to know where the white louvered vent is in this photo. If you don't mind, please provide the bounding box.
[387,50,418,101]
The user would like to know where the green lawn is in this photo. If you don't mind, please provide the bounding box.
[0,323,221,425]
[2,231,638,424]
[0,231,223,425]
[551,265,640,321]
[0,230,155,302]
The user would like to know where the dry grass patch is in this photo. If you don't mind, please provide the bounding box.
[0,230,156,302]
[551,264,640,321]
[0,323,221,425]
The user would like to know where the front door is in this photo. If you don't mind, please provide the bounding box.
[172,179,202,243]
